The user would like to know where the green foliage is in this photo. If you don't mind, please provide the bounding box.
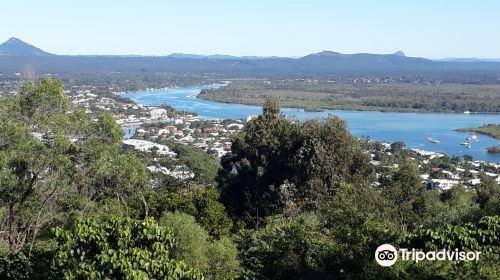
[0,78,149,256]
[239,213,335,280]
[152,186,233,238]
[380,161,429,232]
[321,184,400,279]
[160,212,241,280]
[219,100,372,226]
[0,118,73,254]
[52,217,202,280]
[17,77,69,125]
[405,216,499,253]
[475,174,500,216]
[0,253,33,280]
[171,144,220,185]
[380,161,480,232]
[0,250,59,280]
[93,113,124,147]
[404,216,500,280]
[238,184,401,280]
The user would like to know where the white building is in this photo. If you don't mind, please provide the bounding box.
[468,178,481,186]
[123,139,176,156]
[150,108,168,119]
[427,179,459,191]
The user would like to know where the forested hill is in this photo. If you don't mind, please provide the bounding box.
[2,38,500,80]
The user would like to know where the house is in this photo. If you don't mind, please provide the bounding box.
[442,170,460,180]
[123,139,176,157]
[469,170,479,175]
[419,174,429,180]
[203,127,223,133]
[426,179,459,191]
[468,178,481,185]
[484,172,498,177]
[179,135,194,143]
[150,108,167,119]
[227,123,244,130]
[158,129,170,136]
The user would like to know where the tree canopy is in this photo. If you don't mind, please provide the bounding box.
[218,99,373,226]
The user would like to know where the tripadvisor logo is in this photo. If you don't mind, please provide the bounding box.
[375,244,398,266]
[375,244,481,267]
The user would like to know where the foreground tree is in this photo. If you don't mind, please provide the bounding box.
[219,99,372,226]
[238,184,398,280]
[0,78,74,255]
[0,78,148,256]
[53,217,202,280]
[160,211,241,280]
[404,216,500,279]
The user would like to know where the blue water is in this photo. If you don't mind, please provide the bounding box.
[123,85,500,162]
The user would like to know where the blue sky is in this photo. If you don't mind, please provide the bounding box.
[1,0,499,58]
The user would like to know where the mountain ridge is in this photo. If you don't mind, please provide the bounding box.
[0,37,53,56]
[2,38,500,77]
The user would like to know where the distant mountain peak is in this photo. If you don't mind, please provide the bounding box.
[0,37,53,56]
[6,37,23,43]
[393,50,406,57]
[311,50,344,57]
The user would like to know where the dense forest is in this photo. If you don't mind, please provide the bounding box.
[0,78,499,279]
[199,80,500,113]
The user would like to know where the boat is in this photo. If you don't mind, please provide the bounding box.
[460,140,471,146]
[469,132,478,141]
[460,137,472,148]
[463,111,471,114]
[426,136,440,144]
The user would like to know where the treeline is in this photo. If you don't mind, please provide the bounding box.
[0,79,499,279]
[3,55,500,83]
[199,80,500,113]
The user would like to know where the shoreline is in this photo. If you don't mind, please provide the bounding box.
[118,85,500,163]
[196,92,500,115]
[119,84,500,115]
[454,126,500,140]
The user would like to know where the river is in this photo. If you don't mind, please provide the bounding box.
[122,85,500,162]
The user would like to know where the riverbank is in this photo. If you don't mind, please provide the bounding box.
[197,80,500,114]
[197,93,498,114]
[455,124,500,140]
[122,85,500,162]
[455,125,500,155]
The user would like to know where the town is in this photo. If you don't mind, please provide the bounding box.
[1,78,499,187]
[63,82,500,188]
